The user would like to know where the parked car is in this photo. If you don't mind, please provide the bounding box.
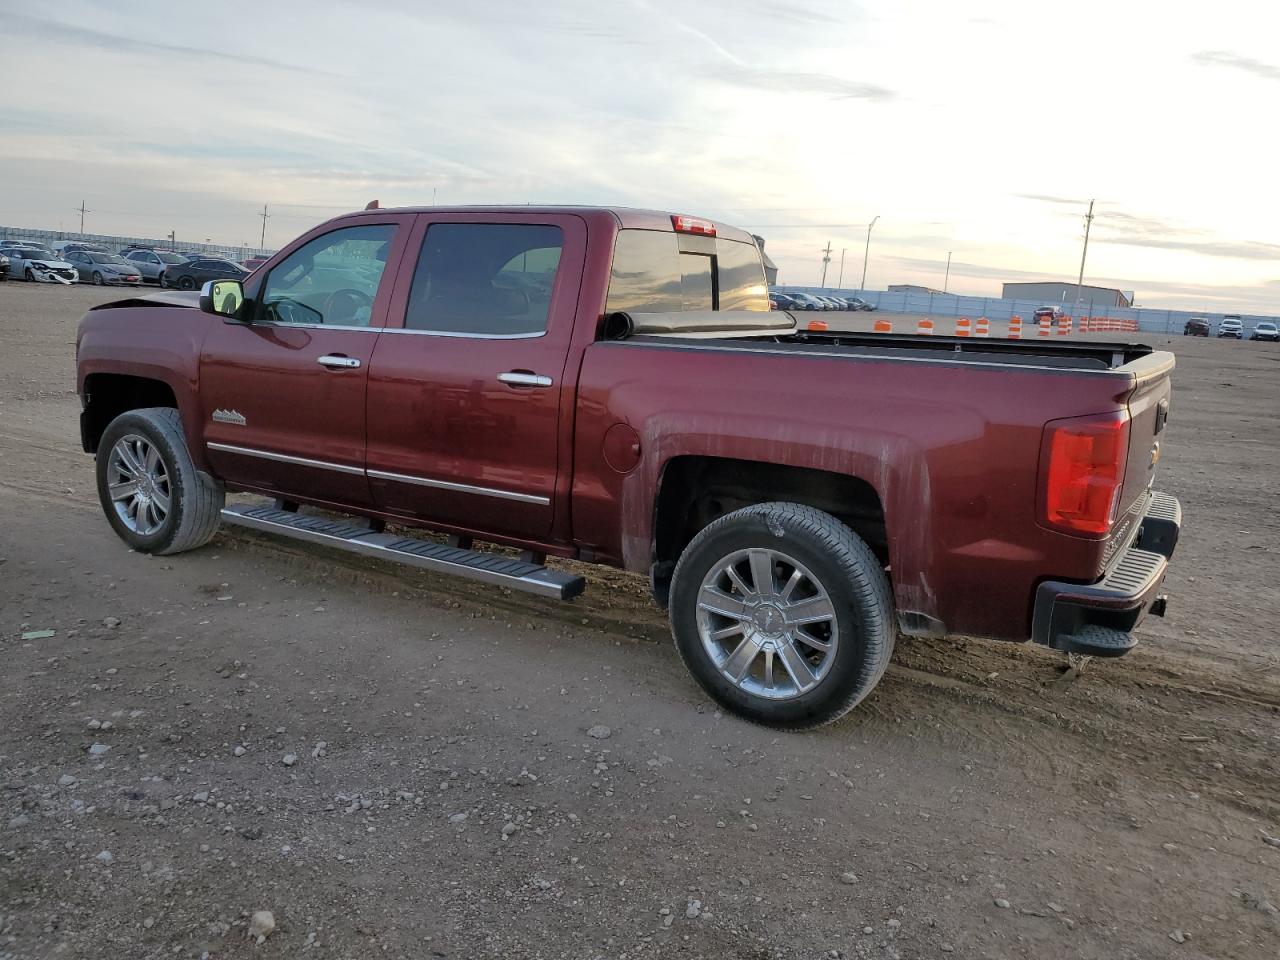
[0,252,9,282]
[76,204,1181,729]
[785,292,824,311]
[242,255,271,272]
[53,241,110,255]
[827,296,850,310]
[1218,316,1243,339]
[65,251,143,286]
[6,246,78,283]
[1250,321,1279,342]
[160,257,249,290]
[768,292,800,311]
[845,297,875,311]
[123,249,197,284]
[1033,305,1068,324]
[1184,318,1210,337]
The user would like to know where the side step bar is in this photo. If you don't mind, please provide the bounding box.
[220,504,585,601]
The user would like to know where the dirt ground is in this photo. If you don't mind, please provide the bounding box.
[2,282,1278,960]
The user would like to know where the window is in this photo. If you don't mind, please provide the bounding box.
[604,230,682,314]
[678,253,713,311]
[404,223,563,336]
[716,239,769,311]
[258,224,396,327]
[605,229,770,314]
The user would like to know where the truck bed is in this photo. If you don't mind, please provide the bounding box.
[633,331,1160,373]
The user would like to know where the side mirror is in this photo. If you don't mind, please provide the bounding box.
[200,279,246,320]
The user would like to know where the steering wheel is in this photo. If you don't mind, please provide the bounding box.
[267,297,322,326]
[323,288,374,325]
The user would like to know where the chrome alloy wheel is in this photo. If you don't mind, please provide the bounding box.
[106,433,171,535]
[695,548,839,700]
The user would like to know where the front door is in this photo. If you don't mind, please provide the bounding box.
[364,213,587,540]
[199,217,412,508]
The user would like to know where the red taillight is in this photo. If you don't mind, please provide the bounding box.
[1041,413,1129,536]
[671,214,716,236]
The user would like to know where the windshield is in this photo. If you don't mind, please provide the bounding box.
[15,249,53,260]
[91,254,127,264]
[158,252,187,264]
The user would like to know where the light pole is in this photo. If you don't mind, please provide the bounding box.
[1072,199,1095,316]
[820,241,833,288]
[860,215,879,291]
[837,248,847,289]
[943,250,952,294]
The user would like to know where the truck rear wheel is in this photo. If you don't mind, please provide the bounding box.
[95,407,224,556]
[669,502,895,729]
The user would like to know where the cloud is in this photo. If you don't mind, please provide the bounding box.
[708,62,894,100]
[1192,50,1280,83]
[1095,234,1280,261]
[1092,209,1280,261]
[5,12,333,77]
[1016,193,1084,207]
[884,256,1052,282]
[623,0,892,100]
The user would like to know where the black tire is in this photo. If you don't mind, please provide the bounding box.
[25,267,35,282]
[159,273,168,288]
[669,502,895,730]
[92,272,104,286]
[95,407,224,556]
[177,275,195,291]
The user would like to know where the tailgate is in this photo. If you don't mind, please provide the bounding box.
[1117,352,1174,521]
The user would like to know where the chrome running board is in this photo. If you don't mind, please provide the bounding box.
[220,504,585,601]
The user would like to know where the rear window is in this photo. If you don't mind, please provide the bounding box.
[605,229,768,314]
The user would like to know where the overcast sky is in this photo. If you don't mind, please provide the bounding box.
[1,0,1276,310]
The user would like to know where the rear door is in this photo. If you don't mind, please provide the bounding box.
[199,216,413,507]
[364,212,587,540]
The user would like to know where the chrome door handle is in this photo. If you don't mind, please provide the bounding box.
[317,355,361,369]
[498,372,552,388]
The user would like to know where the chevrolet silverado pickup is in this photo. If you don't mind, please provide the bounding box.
[75,206,1182,728]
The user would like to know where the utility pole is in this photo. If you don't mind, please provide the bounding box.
[837,248,847,289]
[943,250,952,293]
[820,242,833,288]
[167,230,176,251]
[1073,199,1095,315]
[860,215,880,290]
[75,200,89,235]
[258,204,271,249]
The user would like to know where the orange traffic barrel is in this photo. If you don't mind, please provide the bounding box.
[955,316,971,337]
[975,316,990,337]
[917,317,935,335]
[873,318,893,333]
[1008,315,1022,339]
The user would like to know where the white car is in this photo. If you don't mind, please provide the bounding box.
[1218,317,1243,339]
[6,246,79,284]
[1250,322,1279,343]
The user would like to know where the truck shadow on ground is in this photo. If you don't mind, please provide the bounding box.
[215,520,1280,826]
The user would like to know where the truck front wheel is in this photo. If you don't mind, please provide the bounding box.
[95,407,224,556]
[669,502,895,729]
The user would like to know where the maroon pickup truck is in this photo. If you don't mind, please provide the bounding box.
[75,206,1181,729]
